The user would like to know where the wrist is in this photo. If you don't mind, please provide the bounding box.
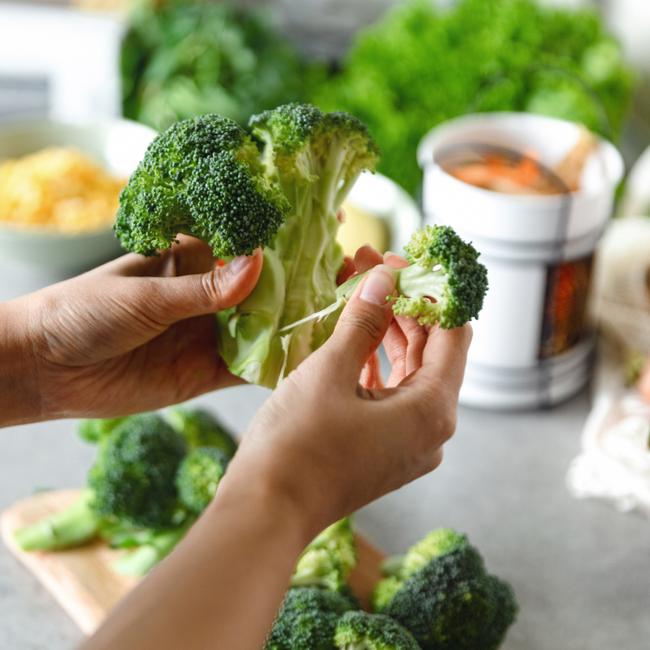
[212,454,326,550]
[0,299,43,425]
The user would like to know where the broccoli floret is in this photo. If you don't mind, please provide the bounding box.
[165,407,238,458]
[334,611,421,650]
[14,489,101,551]
[381,545,518,650]
[392,226,488,328]
[218,103,379,387]
[292,518,358,592]
[88,413,187,529]
[78,417,128,444]
[175,447,229,515]
[373,528,467,612]
[265,587,356,650]
[115,114,289,257]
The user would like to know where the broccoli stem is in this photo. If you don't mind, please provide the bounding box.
[14,490,100,551]
[112,524,190,577]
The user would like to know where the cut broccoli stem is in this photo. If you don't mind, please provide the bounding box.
[14,490,100,551]
[112,524,190,577]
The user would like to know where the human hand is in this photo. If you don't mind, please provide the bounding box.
[223,250,472,537]
[1,236,262,423]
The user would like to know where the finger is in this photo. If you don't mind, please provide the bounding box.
[383,321,407,386]
[383,252,409,269]
[141,248,264,324]
[360,351,384,390]
[398,315,428,376]
[337,256,356,285]
[402,324,472,400]
[353,245,384,274]
[322,264,396,388]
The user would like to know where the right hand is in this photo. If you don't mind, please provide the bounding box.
[223,248,472,537]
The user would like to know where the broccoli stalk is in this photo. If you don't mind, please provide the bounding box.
[112,523,192,577]
[334,611,421,650]
[217,103,379,387]
[14,490,101,551]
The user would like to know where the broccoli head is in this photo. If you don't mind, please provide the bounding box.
[265,587,356,650]
[176,447,229,515]
[115,114,289,257]
[78,417,128,444]
[292,518,358,592]
[166,407,238,458]
[381,545,518,650]
[334,611,421,650]
[88,413,187,529]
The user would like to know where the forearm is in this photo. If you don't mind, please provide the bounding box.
[83,472,314,650]
[0,300,42,426]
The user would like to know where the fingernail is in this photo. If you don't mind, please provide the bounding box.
[384,250,398,259]
[360,265,395,306]
[227,255,251,276]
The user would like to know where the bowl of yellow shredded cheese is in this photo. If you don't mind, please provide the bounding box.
[0,119,156,274]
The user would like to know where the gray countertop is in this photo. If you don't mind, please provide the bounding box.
[1,265,649,649]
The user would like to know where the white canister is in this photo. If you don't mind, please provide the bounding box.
[417,112,624,409]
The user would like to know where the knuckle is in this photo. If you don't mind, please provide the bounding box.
[338,307,384,342]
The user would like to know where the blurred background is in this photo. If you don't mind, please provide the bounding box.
[2,1,650,648]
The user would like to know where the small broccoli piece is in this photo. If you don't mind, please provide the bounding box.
[175,447,229,515]
[334,611,421,650]
[78,417,128,444]
[218,102,379,387]
[14,489,101,551]
[166,407,238,458]
[115,114,289,257]
[265,587,356,650]
[392,225,488,328]
[381,545,518,650]
[88,413,187,529]
[292,518,358,592]
[372,576,404,613]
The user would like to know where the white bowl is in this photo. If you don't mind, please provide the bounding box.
[0,119,157,276]
[345,171,422,254]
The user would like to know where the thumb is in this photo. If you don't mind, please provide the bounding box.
[324,264,396,387]
[147,249,264,322]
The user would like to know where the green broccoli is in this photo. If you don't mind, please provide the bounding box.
[115,114,289,257]
[291,518,358,592]
[78,417,128,444]
[217,103,380,387]
[283,226,488,334]
[89,413,187,529]
[265,587,356,650]
[175,447,229,515]
[380,545,518,650]
[165,407,238,458]
[334,611,421,650]
[13,489,101,551]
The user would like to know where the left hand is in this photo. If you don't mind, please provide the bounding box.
[3,236,262,422]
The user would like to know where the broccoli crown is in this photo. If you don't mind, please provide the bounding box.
[372,576,404,613]
[292,518,358,592]
[392,225,488,329]
[115,114,289,258]
[175,447,229,515]
[382,545,518,650]
[334,611,421,650]
[166,407,238,458]
[88,413,187,529]
[78,417,128,444]
[249,102,379,202]
[400,529,468,578]
[265,587,356,650]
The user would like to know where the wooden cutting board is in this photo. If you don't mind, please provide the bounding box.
[1,489,385,635]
